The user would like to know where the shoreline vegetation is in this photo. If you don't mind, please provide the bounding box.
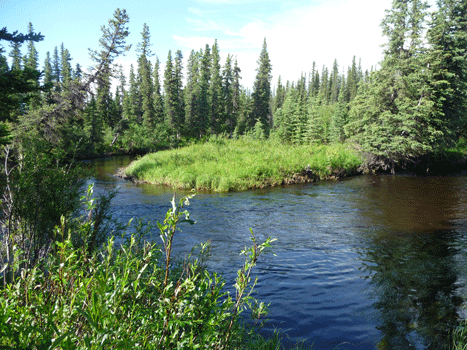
[119,136,467,193]
[120,137,363,192]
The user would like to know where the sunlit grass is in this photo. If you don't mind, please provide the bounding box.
[125,138,362,192]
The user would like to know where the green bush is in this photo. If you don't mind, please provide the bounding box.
[0,188,287,349]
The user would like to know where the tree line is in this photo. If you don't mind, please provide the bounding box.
[1,0,467,171]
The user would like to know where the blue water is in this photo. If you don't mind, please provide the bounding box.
[87,157,467,349]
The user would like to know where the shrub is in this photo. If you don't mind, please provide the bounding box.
[0,189,279,349]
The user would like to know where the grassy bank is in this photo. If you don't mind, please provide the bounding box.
[124,138,363,192]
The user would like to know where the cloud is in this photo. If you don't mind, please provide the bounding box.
[177,0,443,88]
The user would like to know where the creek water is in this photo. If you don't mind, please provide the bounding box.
[86,156,467,350]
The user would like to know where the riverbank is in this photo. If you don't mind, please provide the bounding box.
[121,138,363,192]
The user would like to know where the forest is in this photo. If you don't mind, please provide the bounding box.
[1,0,467,348]
[2,0,465,173]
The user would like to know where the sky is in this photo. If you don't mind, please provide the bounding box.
[1,0,437,90]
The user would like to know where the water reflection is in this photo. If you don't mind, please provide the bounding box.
[353,175,465,349]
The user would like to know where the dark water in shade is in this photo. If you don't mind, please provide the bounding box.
[86,156,467,350]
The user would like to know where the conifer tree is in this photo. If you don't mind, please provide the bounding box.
[273,75,286,112]
[136,23,155,130]
[43,52,53,86]
[309,62,320,98]
[74,63,82,80]
[174,50,185,135]
[9,42,22,70]
[197,45,211,137]
[232,57,242,134]
[60,43,72,83]
[25,23,38,71]
[346,0,438,171]
[329,77,348,143]
[209,39,222,134]
[222,54,234,135]
[52,46,60,85]
[330,59,340,104]
[185,50,200,137]
[251,38,272,135]
[126,64,140,122]
[153,57,164,125]
[164,51,177,134]
[426,0,467,140]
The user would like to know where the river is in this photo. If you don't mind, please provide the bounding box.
[86,156,467,350]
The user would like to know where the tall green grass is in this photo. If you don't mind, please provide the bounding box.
[125,138,362,192]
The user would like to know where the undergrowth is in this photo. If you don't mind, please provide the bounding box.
[0,185,311,349]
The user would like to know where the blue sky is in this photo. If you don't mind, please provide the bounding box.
[1,0,437,89]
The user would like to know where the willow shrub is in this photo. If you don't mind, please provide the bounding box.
[0,187,278,349]
[125,137,362,192]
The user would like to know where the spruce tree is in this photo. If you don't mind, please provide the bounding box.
[9,42,22,70]
[153,57,164,126]
[427,0,467,141]
[346,0,439,171]
[197,45,211,137]
[164,51,177,134]
[273,75,285,112]
[174,50,185,135]
[25,23,38,71]
[251,38,272,135]
[185,50,200,137]
[52,46,60,84]
[137,23,155,130]
[43,52,53,86]
[222,54,234,135]
[60,43,72,83]
[232,57,242,134]
[209,39,222,134]
[330,59,340,104]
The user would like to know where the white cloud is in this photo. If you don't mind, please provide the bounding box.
[175,0,393,88]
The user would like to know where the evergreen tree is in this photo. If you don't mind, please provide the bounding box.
[174,50,185,136]
[346,0,437,171]
[209,39,222,134]
[73,63,82,80]
[126,64,140,122]
[330,59,340,104]
[273,75,286,112]
[164,51,177,134]
[52,46,60,85]
[251,38,272,134]
[232,57,242,134]
[137,23,155,130]
[9,42,22,70]
[60,43,72,83]
[185,50,200,137]
[426,0,467,140]
[25,23,38,71]
[309,62,320,98]
[222,54,234,135]
[153,57,164,126]
[329,77,348,143]
[197,45,211,137]
[43,52,53,87]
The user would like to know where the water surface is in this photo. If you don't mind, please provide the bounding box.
[87,157,467,349]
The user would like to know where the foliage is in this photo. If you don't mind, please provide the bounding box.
[0,146,85,283]
[0,190,284,349]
